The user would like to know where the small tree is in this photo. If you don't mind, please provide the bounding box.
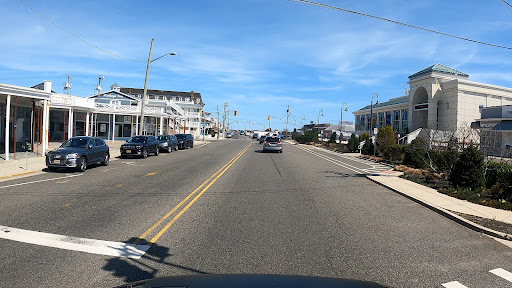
[449,145,485,190]
[376,126,396,156]
[329,132,337,143]
[348,133,360,152]
[403,138,427,169]
[304,129,319,143]
[359,132,373,155]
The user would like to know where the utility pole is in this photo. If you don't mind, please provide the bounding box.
[223,102,228,137]
[216,104,220,139]
[285,105,290,138]
[139,39,154,135]
[94,76,104,137]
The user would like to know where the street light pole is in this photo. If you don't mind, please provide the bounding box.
[139,38,176,135]
[371,92,379,156]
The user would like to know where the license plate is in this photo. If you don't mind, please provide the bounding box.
[126,150,131,153]
[53,159,61,164]
[269,143,275,146]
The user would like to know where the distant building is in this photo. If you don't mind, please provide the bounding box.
[473,105,512,157]
[353,64,512,137]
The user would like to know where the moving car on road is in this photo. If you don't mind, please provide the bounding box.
[176,134,194,149]
[157,135,178,152]
[226,132,233,138]
[46,136,109,172]
[263,136,283,153]
[259,135,267,144]
[120,135,160,158]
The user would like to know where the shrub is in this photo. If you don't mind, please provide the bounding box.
[347,133,360,152]
[403,138,427,169]
[329,132,337,144]
[449,146,485,190]
[433,150,459,174]
[304,129,319,143]
[362,139,374,155]
[376,126,396,156]
[485,162,512,201]
[385,144,404,162]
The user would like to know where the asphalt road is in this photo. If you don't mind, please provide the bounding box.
[1,134,512,287]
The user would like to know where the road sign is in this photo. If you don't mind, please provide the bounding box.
[201,123,208,127]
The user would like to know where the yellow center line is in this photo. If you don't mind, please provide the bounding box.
[61,203,72,208]
[56,180,71,184]
[116,184,123,188]
[145,169,163,177]
[148,144,251,245]
[133,143,252,245]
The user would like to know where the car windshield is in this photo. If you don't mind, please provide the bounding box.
[7,2,512,288]
[60,138,89,148]
[127,136,146,143]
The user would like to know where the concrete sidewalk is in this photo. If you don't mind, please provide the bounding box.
[0,140,208,181]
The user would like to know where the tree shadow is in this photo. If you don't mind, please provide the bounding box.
[103,237,208,285]
[322,170,366,178]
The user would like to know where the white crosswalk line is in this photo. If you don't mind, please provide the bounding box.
[441,281,469,288]
[490,268,512,283]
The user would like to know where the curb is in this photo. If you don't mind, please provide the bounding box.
[366,175,512,242]
[0,170,35,180]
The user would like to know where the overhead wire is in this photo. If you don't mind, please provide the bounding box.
[499,0,512,14]
[19,0,145,62]
[289,0,512,51]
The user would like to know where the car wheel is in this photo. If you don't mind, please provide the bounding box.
[154,147,159,156]
[279,150,283,153]
[102,154,109,166]
[142,149,148,159]
[76,157,87,172]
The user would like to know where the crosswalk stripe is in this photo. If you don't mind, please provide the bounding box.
[490,268,512,283]
[441,281,469,288]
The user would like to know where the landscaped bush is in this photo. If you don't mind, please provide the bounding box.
[376,126,395,156]
[347,133,360,152]
[484,162,512,201]
[403,138,427,169]
[432,150,459,175]
[449,145,485,190]
[384,144,404,162]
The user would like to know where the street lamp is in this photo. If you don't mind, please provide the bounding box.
[370,92,379,156]
[317,109,324,138]
[340,102,348,142]
[139,38,177,135]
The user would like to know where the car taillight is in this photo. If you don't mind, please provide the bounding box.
[265,141,269,143]
[278,140,281,143]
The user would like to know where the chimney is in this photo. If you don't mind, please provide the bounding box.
[43,80,52,93]
[191,91,194,102]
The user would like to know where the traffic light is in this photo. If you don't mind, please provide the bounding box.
[253,123,254,125]
[236,121,238,124]
[267,116,270,120]
[234,110,237,116]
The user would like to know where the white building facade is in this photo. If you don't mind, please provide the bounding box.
[354,64,512,137]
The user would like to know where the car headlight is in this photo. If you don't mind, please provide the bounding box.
[67,153,78,159]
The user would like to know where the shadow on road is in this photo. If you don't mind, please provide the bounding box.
[322,170,366,178]
[103,237,208,285]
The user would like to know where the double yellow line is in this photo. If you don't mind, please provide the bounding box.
[133,143,252,245]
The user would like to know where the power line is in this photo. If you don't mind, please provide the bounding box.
[289,0,512,51]
[499,0,512,14]
[19,0,145,62]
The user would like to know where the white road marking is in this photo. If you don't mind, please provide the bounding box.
[196,142,210,148]
[0,174,82,190]
[441,281,469,288]
[490,268,512,283]
[0,225,150,259]
[295,145,365,174]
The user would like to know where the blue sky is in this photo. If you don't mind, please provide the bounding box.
[1,0,512,131]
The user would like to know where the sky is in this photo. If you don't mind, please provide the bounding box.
[1,0,512,131]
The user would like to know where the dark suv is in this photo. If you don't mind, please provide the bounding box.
[176,134,194,150]
[157,135,178,152]
[46,136,110,172]
[120,135,160,158]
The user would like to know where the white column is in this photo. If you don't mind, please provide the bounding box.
[42,100,49,155]
[135,116,139,135]
[112,113,116,142]
[68,108,73,139]
[5,95,11,161]
[85,112,90,136]
[159,116,164,135]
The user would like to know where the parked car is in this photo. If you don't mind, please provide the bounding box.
[176,134,194,149]
[226,132,233,138]
[120,135,160,158]
[157,135,178,152]
[263,136,283,153]
[46,136,110,172]
[240,131,245,135]
[259,135,267,144]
